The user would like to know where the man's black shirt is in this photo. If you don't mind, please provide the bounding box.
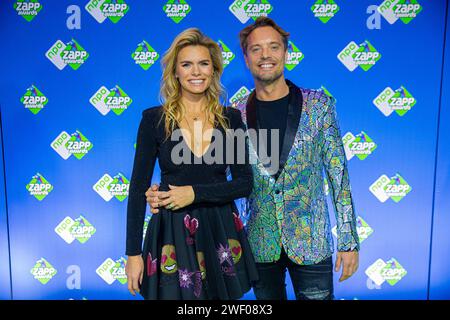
[255,92,290,163]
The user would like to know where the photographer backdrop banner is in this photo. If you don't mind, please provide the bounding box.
[0,0,449,299]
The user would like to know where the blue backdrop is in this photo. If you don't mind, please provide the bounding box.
[0,0,449,300]
[0,111,11,300]
[429,0,450,300]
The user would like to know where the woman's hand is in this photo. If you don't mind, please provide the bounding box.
[157,184,195,211]
[145,184,161,214]
[125,255,144,296]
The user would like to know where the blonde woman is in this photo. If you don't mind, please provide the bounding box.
[125,28,258,300]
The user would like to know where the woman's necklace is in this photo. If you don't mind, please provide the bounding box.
[184,113,206,152]
[190,112,202,121]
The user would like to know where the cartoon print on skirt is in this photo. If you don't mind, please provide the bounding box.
[161,244,177,274]
[228,239,242,264]
[197,251,206,280]
[147,252,157,277]
[216,242,236,276]
[232,212,244,231]
[184,214,199,245]
[178,268,202,298]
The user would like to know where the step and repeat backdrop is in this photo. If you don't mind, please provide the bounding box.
[0,0,449,300]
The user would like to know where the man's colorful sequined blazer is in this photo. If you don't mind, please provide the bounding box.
[232,80,360,265]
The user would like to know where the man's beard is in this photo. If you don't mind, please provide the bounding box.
[252,66,284,85]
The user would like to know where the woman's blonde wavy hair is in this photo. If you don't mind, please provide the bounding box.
[159,28,229,139]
